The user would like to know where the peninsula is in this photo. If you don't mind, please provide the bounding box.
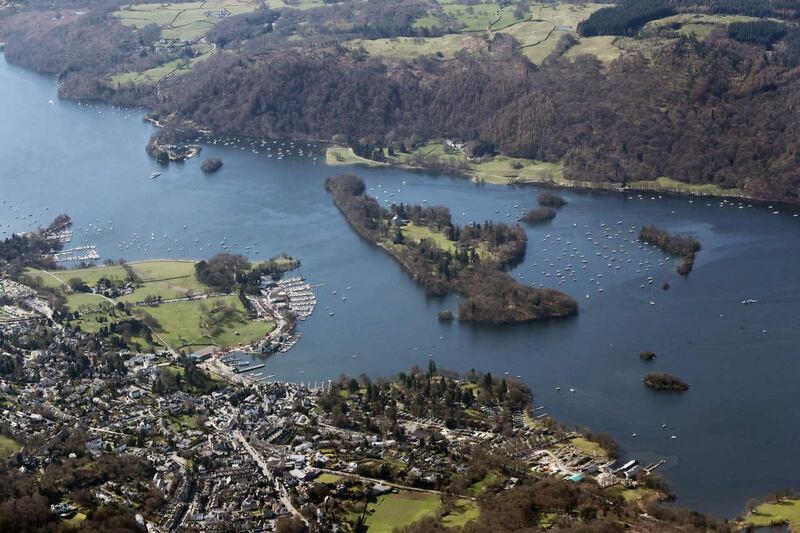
[325,174,577,324]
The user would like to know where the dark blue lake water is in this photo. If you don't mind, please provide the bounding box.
[3,54,800,518]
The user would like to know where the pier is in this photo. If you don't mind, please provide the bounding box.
[46,245,99,263]
[235,363,265,374]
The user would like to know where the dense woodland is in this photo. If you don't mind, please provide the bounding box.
[519,207,557,224]
[3,1,800,202]
[403,481,729,532]
[326,174,577,323]
[578,0,675,37]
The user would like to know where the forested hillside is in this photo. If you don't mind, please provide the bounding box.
[2,0,800,202]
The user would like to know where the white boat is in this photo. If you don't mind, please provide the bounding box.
[149,172,161,179]
[742,299,759,305]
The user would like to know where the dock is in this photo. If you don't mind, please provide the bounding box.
[235,363,265,374]
[46,245,99,263]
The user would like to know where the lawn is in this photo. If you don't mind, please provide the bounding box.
[37,264,129,287]
[326,142,565,187]
[168,413,201,431]
[118,260,209,303]
[468,471,506,495]
[364,491,441,533]
[326,145,387,167]
[568,436,606,458]
[442,499,479,527]
[27,260,211,308]
[0,435,21,457]
[27,261,274,351]
[61,512,87,529]
[470,156,565,185]
[139,295,272,349]
[401,223,457,254]
[316,473,343,484]
[383,141,468,169]
[742,498,800,530]
[64,292,112,313]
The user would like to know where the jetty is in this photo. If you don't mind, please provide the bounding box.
[235,363,265,374]
[46,246,99,263]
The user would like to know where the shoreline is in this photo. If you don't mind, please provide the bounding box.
[0,48,795,208]
[325,145,780,206]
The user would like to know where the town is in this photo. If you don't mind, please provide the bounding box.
[0,215,742,532]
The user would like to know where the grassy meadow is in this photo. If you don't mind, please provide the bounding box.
[25,260,273,352]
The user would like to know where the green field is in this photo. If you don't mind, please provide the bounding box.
[401,222,457,253]
[346,34,477,60]
[442,499,479,527]
[316,473,343,484]
[468,471,506,495]
[326,146,387,167]
[326,142,564,186]
[627,176,744,198]
[119,260,210,303]
[345,2,606,63]
[567,437,606,458]
[137,295,272,349]
[565,35,622,63]
[364,492,441,533]
[742,498,800,529]
[0,435,21,457]
[644,13,773,37]
[510,2,608,64]
[29,264,128,288]
[61,512,87,528]
[470,156,565,185]
[326,144,747,199]
[111,43,215,86]
[25,260,274,351]
[111,0,244,85]
[115,0,260,41]
[263,0,328,10]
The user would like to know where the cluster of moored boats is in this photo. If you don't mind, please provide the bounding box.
[276,277,317,320]
[206,137,319,163]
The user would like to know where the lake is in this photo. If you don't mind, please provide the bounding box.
[2,53,800,518]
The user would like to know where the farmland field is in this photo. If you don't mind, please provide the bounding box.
[114,0,261,42]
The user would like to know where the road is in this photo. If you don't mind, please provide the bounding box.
[233,430,309,526]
